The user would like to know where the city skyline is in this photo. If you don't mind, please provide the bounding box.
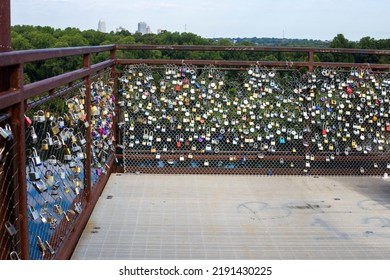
[11,0,390,41]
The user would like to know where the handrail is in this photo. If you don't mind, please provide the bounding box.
[116,44,390,56]
[0,45,115,67]
[2,44,390,69]
[0,59,115,110]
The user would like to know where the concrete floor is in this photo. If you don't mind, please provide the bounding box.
[71,174,390,260]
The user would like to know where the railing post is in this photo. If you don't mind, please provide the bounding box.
[308,50,314,72]
[0,0,11,53]
[8,64,29,259]
[83,54,92,203]
[1,1,29,260]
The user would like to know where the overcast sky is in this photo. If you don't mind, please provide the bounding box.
[10,0,390,41]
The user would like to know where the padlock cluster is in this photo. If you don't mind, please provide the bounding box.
[302,67,390,156]
[90,77,116,179]
[25,73,115,259]
[118,64,390,173]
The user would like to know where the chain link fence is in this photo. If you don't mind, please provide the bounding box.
[118,64,390,176]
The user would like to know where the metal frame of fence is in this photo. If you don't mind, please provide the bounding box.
[2,44,390,259]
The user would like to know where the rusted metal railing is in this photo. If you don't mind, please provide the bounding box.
[1,44,390,259]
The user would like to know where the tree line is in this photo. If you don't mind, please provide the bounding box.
[10,25,390,83]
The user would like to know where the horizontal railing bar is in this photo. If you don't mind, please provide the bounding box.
[312,62,390,69]
[118,59,390,70]
[116,44,390,55]
[0,45,115,67]
[117,59,309,68]
[122,166,385,176]
[0,60,115,110]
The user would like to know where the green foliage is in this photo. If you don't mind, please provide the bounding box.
[9,25,390,84]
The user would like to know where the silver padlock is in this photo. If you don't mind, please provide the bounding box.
[32,180,48,193]
[31,148,42,166]
[78,132,86,146]
[28,157,41,181]
[5,221,17,236]
[46,132,53,146]
[29,205,39,220]
[30,126,38,144]
[0,124,13,141]
[64,154,72,161]
[74,202,82,214]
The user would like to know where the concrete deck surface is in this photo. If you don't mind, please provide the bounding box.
[71,174,390,260]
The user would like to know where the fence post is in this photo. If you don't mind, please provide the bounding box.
[83,53,92,203]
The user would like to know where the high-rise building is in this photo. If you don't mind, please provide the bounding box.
[137,22,148,34]
[98,19,106,33]
[137,22,152,34]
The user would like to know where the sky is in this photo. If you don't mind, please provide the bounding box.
[10,0,390,41]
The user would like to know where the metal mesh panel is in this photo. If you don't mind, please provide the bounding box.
[22,69,115,259]
[25,86,88,259]
[0,116,21,260]
[119,64,390,176]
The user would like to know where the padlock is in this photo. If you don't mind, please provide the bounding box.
[29,205,39,220]
[73,177,82,187]
[71,142,81,153]
[33,180,48,193]
[36,110,46,122]
[77,151,85,160]
[0,124,13,141]
[41,139,49,151]
[53,196,64,215]
[74,202,82,214]
[176,135,181,148]
[37,236,46,256]
[28,126,37,144]
[31,148,42,166]
[5,221,17,236]
[25,114,33,127]
[44,170,54,184]
[28,158,41,181]
[78,132,87,146]
[72,184,80,195]
[204,160,209,166]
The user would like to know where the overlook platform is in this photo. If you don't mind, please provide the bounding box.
[71,174,390,260]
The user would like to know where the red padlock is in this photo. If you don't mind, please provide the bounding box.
[24,115,32,127]
[322,128,327,136]
[176,135,181,148]
[386,123,390,132]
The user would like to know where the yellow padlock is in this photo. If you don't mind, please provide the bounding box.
[41,140,49,151]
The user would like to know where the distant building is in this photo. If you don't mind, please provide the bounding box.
[137,22,152,34]
[98,19,107,33]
